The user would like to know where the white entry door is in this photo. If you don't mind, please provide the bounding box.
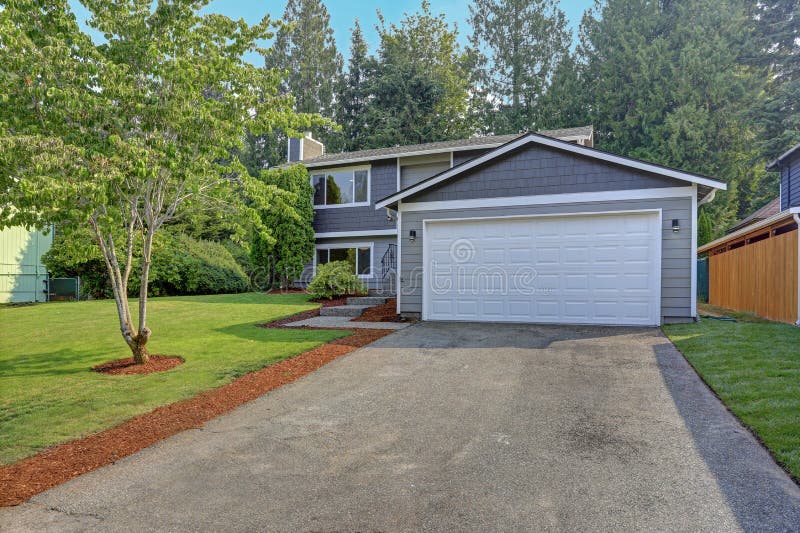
[423,211,662,326]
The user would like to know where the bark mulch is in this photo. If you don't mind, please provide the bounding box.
[353,298,401,322]
[0,305,395,507]
[93,355,185,375]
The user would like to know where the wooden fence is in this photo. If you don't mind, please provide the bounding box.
[709,229,797,323]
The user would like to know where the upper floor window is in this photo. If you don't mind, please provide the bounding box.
[311,166,370,208]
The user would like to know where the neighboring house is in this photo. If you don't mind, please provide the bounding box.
[0,225,53,303]
[699,141,800,324]
[294,126,727,326]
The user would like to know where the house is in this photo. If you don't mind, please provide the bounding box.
[292,126,727,326]
[698,141,800,324]
[0,225,53,303]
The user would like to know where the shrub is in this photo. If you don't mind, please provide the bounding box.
[45,228,250,298]
[307,261,368,300]
[130,231,250,296]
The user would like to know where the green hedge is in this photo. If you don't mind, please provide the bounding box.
[44,229,250,298]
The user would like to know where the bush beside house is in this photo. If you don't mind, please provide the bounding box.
[307,261,368,299]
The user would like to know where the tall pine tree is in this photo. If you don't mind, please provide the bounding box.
[335,19,371,152]
[265,0,342,117]
[360,1,474,148]
[468,0,571,134]
[579,0,769,236]
[753,1,800,162]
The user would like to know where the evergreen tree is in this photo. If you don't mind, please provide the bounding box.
[697,208,714,247]
[265,0,343,117]
[360,1,474,147]
[335,19,372,152]
[535,52,591,130]
[579,0,769,236]
[251,165,315,289]
[468,0,571,134]
[753,1,800,161]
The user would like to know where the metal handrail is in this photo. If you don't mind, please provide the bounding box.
[380,244,397,280]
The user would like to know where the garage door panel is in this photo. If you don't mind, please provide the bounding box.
[424,212,661,326]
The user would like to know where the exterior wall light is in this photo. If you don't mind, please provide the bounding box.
[409,230,416,242]
[672,219,680,233]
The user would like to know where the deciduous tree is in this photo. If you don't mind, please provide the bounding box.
[0,0,324,363]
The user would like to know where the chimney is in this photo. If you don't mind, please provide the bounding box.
[287,132,325,163]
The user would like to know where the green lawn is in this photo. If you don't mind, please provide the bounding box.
[664,312,800,480]
[0,292,347,465]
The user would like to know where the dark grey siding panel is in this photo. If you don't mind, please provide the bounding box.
[785,155,800,209]
[312,159,398,233]
[398,197,694,322]
[409,144,686,203]
[297,235,397,290]
[288,138,300,163]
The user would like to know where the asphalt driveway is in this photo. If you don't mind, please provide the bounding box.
[2,322,800,531]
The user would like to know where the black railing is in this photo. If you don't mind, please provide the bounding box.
[381,244,397,280]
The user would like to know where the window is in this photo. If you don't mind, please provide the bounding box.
[316,246,372,277]
[312,167,369,207]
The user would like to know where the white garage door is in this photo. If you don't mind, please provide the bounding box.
[423,211,662,325]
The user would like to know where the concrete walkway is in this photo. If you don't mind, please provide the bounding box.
[282,315,411,329]
[2,323,799,531]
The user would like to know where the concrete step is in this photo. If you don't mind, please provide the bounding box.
[347,296,387,306]
[319,304,370,317]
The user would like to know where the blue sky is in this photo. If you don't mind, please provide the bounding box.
[68,0,595,65]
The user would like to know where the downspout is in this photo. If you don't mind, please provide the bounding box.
[794,212,800,326]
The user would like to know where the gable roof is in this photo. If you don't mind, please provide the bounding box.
[727,197,781,233]
[767,141,800,171]
[301,126,593,168]
[375,132,727,210]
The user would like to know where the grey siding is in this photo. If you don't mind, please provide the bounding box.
[410,144,685,204]
[453,149,491,166]
[312,159,398,233]
[298,235,397,290]
[398,197,694,322]
[400,160,450,189]
[781,154,800,210]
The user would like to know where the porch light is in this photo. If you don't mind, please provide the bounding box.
[409,230,416,242]
[672,219,680,233]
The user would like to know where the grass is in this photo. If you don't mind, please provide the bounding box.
[663,306,800,480]
[0,292,348,465]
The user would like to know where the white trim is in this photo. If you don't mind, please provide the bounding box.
[313,241,374,279]
[449,151,454,168]
[399,187,695,213]
[698,210,797,253]
[311,164,371,209]
[375,133,726,210]
[397,204,402,314]
[420,209,663,326]
[305,143,507,169]
[691,184,698,318]
[299,137,304,161]
[314,229,397,239]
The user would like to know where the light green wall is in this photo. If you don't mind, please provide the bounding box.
[0,226,53,303]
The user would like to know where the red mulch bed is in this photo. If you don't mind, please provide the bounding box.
[93,355,185,375]
[354,298,400,322]
[0,306,395,507]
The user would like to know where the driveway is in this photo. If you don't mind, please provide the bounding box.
[2,323,799,531]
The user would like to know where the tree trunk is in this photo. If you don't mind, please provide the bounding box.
[130,335,150,365]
